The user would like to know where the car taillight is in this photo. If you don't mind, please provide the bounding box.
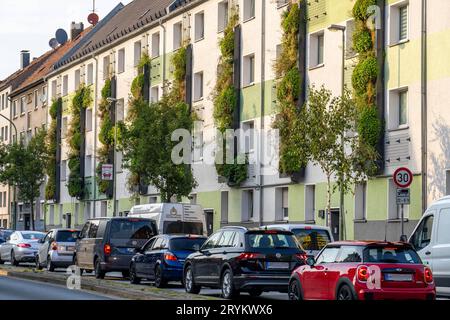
[424,267,433,284]
[357,265,369,282]
[51,241,58,251]
[295,253,308,262]
[237,253,265,261]
[104,244,111,256]
[164,252,178,262]
[16,243,31,248]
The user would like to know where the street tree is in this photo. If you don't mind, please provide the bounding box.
[0,130,48,230]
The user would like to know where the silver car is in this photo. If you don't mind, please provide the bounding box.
[36,229,80,271]
[0,231,45,266]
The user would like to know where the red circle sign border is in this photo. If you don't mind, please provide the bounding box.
[393,167,413,188]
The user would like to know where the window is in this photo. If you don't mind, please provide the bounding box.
[88,220,100,238]
[118,48,125,74]
[85,155,92,177]
[51,80,57,98]
[399,5,408,41]
[398,90,408,126]
[87,63,94,85]
[243,54,255,86]
[13,100,17,117]
[389,89,408,129]
[305,185,316,222]
[276,0,289,8]
[62,75,68,96]
[218,1,229,33]
[195,12,205,41]
[34,90,38,109]
[61,160,67,181]
[242,190,254,221]
[316,247,340,264]
[221,191,229,222]
[20,96,25,114]
[149,196,158,204]
[27,112,31,130]
[390,3,409,44]
[242,121,255,154]
[244,0,255,21]
[388,179,409,220]
[150,86,159,103]
[202,232,222,250]
[103,56,110,79]
[354,183,367,220]
[84,202,91,220]
[292,228,331,251]
[346,19,356,58]
[173,22,183,50]
[116,98,125,122]
[62,117,68,138]
[86,109,93,132]
[194,71,203,101]
[100,201,107,217]
[336,246,363,263]
[309,32,324,68]
[75,69,81,90]
[42,86,47,106]
[217,231,238,248]
[4,126,7,141]
[151,33,160,58]
[134,41,142,67]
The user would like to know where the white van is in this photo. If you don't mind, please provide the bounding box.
[409,196,450,297]
[128,203,206,236]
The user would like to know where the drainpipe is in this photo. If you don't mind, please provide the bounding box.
[421,0,427,214]
[159,19,167,90]
[92,54,99,218]
[259,0,266,226]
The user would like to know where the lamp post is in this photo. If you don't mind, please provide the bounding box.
[328,24,346,240]
[107,97,118,217]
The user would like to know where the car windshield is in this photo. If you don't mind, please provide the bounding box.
[169,238,206,252]
[110,219,157,240]
[21,233,44,240]
[163,221,204,235]
[56,230,80,242]
[0,230,13,240]
[247,232,300,249]
[363,245,422,264]
[292,228,331,251]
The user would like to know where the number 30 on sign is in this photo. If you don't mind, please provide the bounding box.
[393,167,413,189]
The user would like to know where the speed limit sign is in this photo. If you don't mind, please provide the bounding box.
[393,167,413,188]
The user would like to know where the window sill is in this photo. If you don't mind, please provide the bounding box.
[309,63,325,71]
[305,220,316,225]
[389,39,410,48]
[151,55,160,60]
[20,113,25,117]
[388,126,409,133]
[193,97,204,103]
[243,16,255,24]
[194,37,205,43]
[277,3,289,10]
[388,218,409,223]
[243,82,255,89]
[354,219,367,223]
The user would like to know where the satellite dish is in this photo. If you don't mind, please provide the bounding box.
[55,29,68,45]
[88,13,99,25]
[49,38,59,49]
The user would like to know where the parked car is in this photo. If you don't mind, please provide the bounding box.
[0,231,45,266]
[35,229,80,271]
[288,241,436,300]
[409,196,450,297]
[0,229,14,264]
[183,226,307,299]
[75,217,158,279]
[264,224,333,257]
[129,234,207,287]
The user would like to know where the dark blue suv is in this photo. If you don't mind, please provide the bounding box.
[129,234,207,287]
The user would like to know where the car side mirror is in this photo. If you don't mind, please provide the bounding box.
[400,235,408,243]
[306,257,316,267]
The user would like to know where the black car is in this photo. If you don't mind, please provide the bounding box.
[129,234,207,287]
[183,227,307,299]
[75,217,157,279]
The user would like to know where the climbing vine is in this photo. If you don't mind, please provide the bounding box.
[212,6,247,186]
[67,85,92,198]
[351,0,382,171]
[272,3,308,175]
[45,98,61,201]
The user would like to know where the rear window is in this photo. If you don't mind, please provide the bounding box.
[363,246,422,264]
[169,238,206,252]
[292,228,331,251]
[56,230,80,242]
[22,233,44,240]
[246,232,300,249]
[163,221,203,235]
[110,219,157,240]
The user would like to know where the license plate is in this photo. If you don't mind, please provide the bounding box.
[66,246,75,252]
[384,273,413,282]
[266,262,289,270]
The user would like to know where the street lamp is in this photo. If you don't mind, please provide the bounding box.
[328,24,346,241]
[107,97,118,217]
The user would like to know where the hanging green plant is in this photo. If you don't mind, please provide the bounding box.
[45,98,61,201]
[67,85,92,198]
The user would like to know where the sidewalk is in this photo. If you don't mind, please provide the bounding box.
[0,264,220,300]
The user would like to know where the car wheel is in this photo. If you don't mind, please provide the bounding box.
[248,289,263,298]
[35,256,42,270]
[46,256,55,272]
[94,259,105,279]
[129,264,141,284]
[154,265,166,288]
[0,254,4,265]
[11,251,19,266]
[337,284,355,301]
[184,265,201,294]
[288,279,303,301]
[221,269,239,299]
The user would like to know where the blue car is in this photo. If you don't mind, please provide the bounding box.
[129,234,207,287]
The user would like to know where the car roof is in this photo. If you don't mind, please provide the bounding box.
[51,228,80,232]
[329,240,411,247]
[161,234,207,239]
[264,224,331,231]
[88,217,153,221]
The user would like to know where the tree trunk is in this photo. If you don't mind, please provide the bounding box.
[30,199,35,231]
[326,173,332,227]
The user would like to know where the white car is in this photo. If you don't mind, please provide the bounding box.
[263,224,333,257]
[409,196,450,297]
[36,229,80,271]
[0,231,45,266]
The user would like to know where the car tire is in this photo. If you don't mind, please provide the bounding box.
[248,289,263,298]
[46,256,55,272]
[337,284,355,301]
[35,256,42,270]
[94,259,105,279]
[11,251,19,266]
[288,278,303,301]
[184,265,201,294]
[221,269,239,299]
[129,264,141,284]
[154,265,166,288]
[0,255,4,265]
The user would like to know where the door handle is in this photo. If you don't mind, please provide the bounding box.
[425,251,431,256]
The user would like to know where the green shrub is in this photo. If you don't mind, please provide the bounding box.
[353,28,373,54]
[358,105,382,147]
[45,98,61,200]
[352,0,377,21]
[352,55,378,95]
[277,68,301,102]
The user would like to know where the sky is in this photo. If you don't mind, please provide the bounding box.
[0,0,133,80]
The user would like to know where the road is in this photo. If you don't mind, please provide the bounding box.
[0,275,113,300]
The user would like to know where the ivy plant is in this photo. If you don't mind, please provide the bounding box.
[45,98,61,201]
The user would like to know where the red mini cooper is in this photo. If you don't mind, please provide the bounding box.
[288,241,436,300]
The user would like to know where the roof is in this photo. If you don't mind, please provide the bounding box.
[0,58,47,93]
[329,240,411,246]
[55,0,193,69]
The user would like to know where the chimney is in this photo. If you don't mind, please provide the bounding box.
[20,50,30,69]
[70,22,84,40]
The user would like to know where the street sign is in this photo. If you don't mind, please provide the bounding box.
[396,188,410,205]
[101,164,113,181]
[393,167,413,188]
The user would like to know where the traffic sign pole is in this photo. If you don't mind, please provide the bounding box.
[393,168,413,242]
